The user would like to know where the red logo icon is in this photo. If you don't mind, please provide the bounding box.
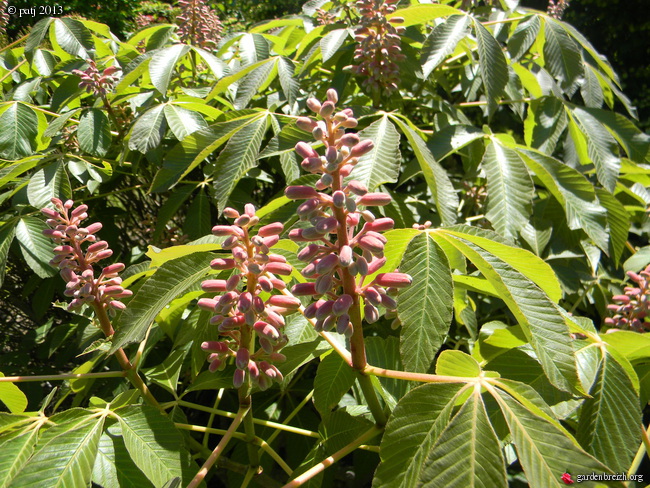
[561,472,575,484]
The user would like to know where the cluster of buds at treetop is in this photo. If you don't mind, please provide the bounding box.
[315,8,338,25]
[604,266,650,332]
[347,0,405,95]
[287,89,412,335]
[72,60,120,97]
[199,204,298,390]
[547,0,570,19]
[41,198,132,314]
[176,0,223,50]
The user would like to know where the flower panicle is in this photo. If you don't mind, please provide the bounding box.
[605,264,650,332]
[72,60,120,97]
[41,198,131,314]
[199,204,296,390]
[285,88,412,335]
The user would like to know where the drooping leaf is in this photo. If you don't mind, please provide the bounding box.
[0,102,38,160]
[421,15,471,78]
[391,116,458,225]
[523,97,567,154]
[129,105,167,154]
[576,351,641,473]
[11,416,105,488]
[473,20,509,115]
[349,115,401,191]
[117,406,188,488]
[482,139,534,240]
[419,388,508,487]
[569,106,621,192]
[76,108,112,157]
[397,233,453,373]
[15,217,56,278]
[110,252,212,354]
[374,383,466,488]
[149,44,191,94]
[211,115,268,212]
[515,148,609,252]
[163,104,207,141]
[508,15,541,61]
[542,18,583,90]
[27,163,71,210]
[53,18,93,58]
[313,353,356,417]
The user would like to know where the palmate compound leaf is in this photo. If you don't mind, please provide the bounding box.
[418,386,508,488]
[397,233,453,374]
[493,389,625,488]
[432,230,583,395]
[576,349,642,473]
[11,416,105,488]
[116,405,189,488]
[373,383,467,488]
[482,138,534,241]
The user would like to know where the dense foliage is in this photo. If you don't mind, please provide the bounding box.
[0,0,649,486]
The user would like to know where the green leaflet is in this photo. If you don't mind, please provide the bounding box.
[313,352,355,417]
[0,102,39,160]
[397,233,453,373]
[473,20,509,116]
[482,139,534,240]
[116,406,189,488]
[349,115,401,191]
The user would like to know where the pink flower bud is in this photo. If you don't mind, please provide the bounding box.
[374,273,412,288]
[315,300,334,320]
[333,294,353,316]
[103,285,126,296]
[332,191,346,208]
[356,256,369,276]
[87,241,109,253]
[263,235,280,248]
[108,300,127,311]
[320,101,335,117]
[248,360,260,379]
[254,321,280,341]
[381,294,398,310]
[259,276,273,292]
[612,295,631,303]
[202,280,228,292]
[212,225,239,236]
[286,186,319,200]
[233,369,246,388]
[340,134,360,147]
[316,253,339,274]
[315,273,333,294]
[208,358,222,372]
[337,314,352,336]
[365,217,394,232]
[357,193,391,206]
[244,204,256,217]
[304,299,324,318]
[41,208,59,219]
[326,88,338,104]
[296,116,317,132]
[211,258,236,270]
[271,278,287,290]
[267,295,301,309]
[224,207,240,219]
[297,198,321,217]
[339,245,354,267]
[358,235,385,255]
[295,142,318,159]
[235,215,251,227]
[222,235,239,249]
[298,244,321,262]
[265,262,292,275]
[367,257,387,275]
[201,341,229,353]
[364,303,379,323]
[291,282,318,296]
[350,140,374,158]
[315,217,339,234]
[236,348,250,370]
[306,98,322,113]
[198,298,218,311]
[258,222,284,237]
[71,205,89,218]
[92,249,113,261]
[85,223,103,234]
[226,274,241,291]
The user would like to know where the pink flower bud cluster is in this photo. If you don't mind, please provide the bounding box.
[286,89,412,335]
[72,60,120,97]
[176,0,223,50]
[604,266,650,332]
[41,198,132,313]
[347,0,405,95]
[315,7,338,25]
[199,204,297,390]
[547,0,570,19]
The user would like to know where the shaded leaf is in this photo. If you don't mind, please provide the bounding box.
[27,163,71,211]
[313,353,355,417]
[77,109,112,157]
[474,20,509,115]
[508,15,541,61]
[542,18,583,90]
[15,217,56,278]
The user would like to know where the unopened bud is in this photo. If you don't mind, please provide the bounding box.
[286,186,319,200]
[374,272,413,288]
[326,88,338,104]
[350,140,374,158]
[320,101,335,117]
[306,98,322,113]
[357,193,392,206]
[296,116,317,132]
[296,142,318,159]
